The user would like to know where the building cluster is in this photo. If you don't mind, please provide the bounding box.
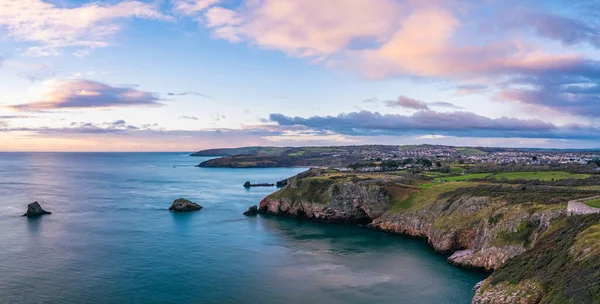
[333,146,600,168]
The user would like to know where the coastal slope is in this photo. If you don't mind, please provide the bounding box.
[258,169,599,271]
[473,214,600,303]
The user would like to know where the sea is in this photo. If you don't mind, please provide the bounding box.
[0,152,487,304]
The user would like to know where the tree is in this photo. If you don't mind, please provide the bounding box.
[381,160,399,170]
[401,158,414,166]
[436,161,442,167]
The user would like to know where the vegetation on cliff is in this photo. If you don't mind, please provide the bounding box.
[248,162,600,302]
[475,214,600,303]
[258,168,600,272]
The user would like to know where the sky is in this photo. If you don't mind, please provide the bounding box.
[0,0,599,151]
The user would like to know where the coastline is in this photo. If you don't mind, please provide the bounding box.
[250,167,600,303]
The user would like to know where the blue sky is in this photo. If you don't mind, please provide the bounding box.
[0,0,599,151]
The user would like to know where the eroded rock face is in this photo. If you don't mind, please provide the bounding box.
[169,198,203,212]
[23,202,52,217]
[260,181,389,224]
[260,171,566,271]
[370,196,565,270]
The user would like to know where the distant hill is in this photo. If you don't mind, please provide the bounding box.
[190,144,600,168]
[190,146,279,157]
[193,145,454,168]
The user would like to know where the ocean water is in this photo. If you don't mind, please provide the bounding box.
[0,153,487,304]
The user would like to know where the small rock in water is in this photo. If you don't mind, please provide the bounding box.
[243,181,275,188]
[23,201,52,217]
[169,198,203,212]
[243,205,265,216]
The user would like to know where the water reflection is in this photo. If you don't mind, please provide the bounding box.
[26,216,43,236]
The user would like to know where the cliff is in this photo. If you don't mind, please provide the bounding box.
[258,169,595,271]
[473,214,600,303]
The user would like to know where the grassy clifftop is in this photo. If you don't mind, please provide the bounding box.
[475,214,600,303]
[261,168,600,272]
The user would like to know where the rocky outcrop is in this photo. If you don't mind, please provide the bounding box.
[276,179,288,188]
[370,195,565,270]
[22,201,52,217]
[259,169,567,271]
[243,205,266,216]
[260,178,390,224]
[169,198,203,212]
[244,181,275,188]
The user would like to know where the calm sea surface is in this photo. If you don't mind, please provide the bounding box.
[0,153,487,304]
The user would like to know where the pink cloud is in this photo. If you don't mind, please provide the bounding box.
[9,79,162,111]
[0,0,171,56]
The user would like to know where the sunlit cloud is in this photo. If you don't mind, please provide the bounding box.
[0,0,171,56]
[186,0,600,120]
[8,79,162,111]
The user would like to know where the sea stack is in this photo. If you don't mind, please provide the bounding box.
[23,202,52,217]
[243,181,275,188]
[169,198,203,212]
[243,205,265,216]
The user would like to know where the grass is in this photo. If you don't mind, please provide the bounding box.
[584,198,600,208]
[487,214,600,303]
[270,177,334,204]
[389,181,482,212]
[288,151,305,156]
[493,171,590,181]
[495,220,540,247]
[450,166,466,174]
[456,147,488,155]
[572,220,600,261]
[417,182,441,189]
[442,173,491,181]
[417,173,491,188]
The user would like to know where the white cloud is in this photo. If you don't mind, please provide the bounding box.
[0,0,172,56]
[172,0,220,16]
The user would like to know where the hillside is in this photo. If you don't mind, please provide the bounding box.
[192,145,600,169]
[250,168,600,302]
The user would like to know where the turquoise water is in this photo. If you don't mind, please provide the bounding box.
[0,153,486,303]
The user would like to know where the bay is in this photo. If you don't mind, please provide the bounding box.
[0,152,486,304]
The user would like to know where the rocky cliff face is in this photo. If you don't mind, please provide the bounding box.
[259,169,566,271]
[260,177,390,224]
[371,196,565,270]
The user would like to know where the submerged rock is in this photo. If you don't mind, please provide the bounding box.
[243,205,265,216]
[169,198,203,212]
[243,181,274,188]
[23,201,51,217]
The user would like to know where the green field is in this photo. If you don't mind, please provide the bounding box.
[493,171,590,181]
[456,148,487,155]
[442,173,491,181]
[418,173,491,188]
[584,198,600,208]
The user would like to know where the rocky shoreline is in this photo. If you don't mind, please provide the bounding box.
[250,168,600,303]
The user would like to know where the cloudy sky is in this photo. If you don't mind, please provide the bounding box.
[1,0,599,151]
